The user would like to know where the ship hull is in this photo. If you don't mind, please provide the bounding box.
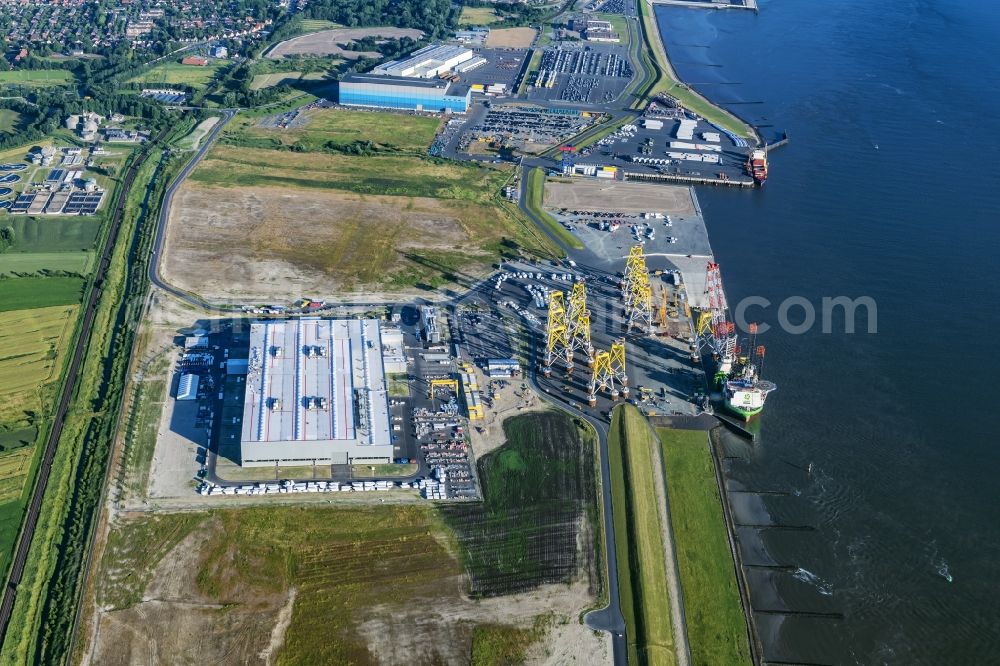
[725,401,764,421]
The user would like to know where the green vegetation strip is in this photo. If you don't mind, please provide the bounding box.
[658,428,751,666]
[608,404,676,666]
[524,168,584,250]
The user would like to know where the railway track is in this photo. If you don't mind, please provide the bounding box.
[0,129,167,642]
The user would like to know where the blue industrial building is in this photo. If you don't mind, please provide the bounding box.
[338,73,470,114]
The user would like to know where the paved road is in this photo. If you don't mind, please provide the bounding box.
[147,109,236,312]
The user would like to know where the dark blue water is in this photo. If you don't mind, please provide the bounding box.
[656,1,1000,663]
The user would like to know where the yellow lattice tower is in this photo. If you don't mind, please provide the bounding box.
[588,349,613,406]
[543,290,568,375]
[623,245,653,334]
[627,281,653,333]
[610,338,629,399]
[566,281,594,370]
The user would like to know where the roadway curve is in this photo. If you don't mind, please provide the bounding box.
[0,131,166,641]
[148,109,237,312]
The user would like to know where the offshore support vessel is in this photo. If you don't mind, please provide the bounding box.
[723,338,776,421]
[697,264,776,421]
[746,148,768,185]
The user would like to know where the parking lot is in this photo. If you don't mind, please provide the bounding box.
[456,105,595,154]
[525,43,634,105]
[455,47,528,94]
[571,100,754,182]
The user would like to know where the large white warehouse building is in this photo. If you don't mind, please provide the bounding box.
[373,44,474,79]
[239,319,394,467]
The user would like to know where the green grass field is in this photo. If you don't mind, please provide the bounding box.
[525,168,584,250]
[0,252,93,276]
[128,60,230,88]
[192,144,504,199]
[248,70,332,90]
[1,213,103,254]
[228,107,441,153]
[459,6,502,25]
[658,428,751,666]
[0,109,24,135]
[0,277,84,312]
[609,405,676,666]
[0,70,73,88]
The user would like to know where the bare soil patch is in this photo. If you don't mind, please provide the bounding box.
[486,27,538,48]
[267,27,424,59]
[163,183,493,302]
[544,180,697,216]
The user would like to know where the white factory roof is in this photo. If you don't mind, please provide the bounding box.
[374,44,473,79]
[177,374,199,400]
[241,319,391,448]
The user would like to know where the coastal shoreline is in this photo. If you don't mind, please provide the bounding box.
[639,0,762,145]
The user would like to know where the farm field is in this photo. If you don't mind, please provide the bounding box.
[0,277,84,312]
[162,145,557,299]
[486,27,538,48]
[0,251,93,275]
[0,445,36,575]
[128,60,230,88]
[0,69,73,87]
[267,27,424,59]
[0,304,80,419]
[658,427,751,666]
[81,504,595,665]
[459,6,501,25]
[609,405,676,666]
[0,217,103,253]
[441,410,600,598]
[0,304,80,575]
[0,447,34,503]
[227,107,441,153]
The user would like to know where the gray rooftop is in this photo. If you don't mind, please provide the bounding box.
[340,72,451,90]
[241,319,391,449]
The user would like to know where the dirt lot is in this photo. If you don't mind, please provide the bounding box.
[267,27,424,59]
[81,507,609,666]
[162,183,494,302]
[544,179,697,216]
[486,27,538,48]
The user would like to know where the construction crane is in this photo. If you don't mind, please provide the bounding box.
[588,338,628,405]
[565,281,594,373]
[622,245,654,334]
[697,261,737,377]
[543,290,569,377]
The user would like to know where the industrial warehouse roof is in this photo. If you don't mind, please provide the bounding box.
[340,72,451,89]
[373,44,472,78]
[240,319,391,448]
